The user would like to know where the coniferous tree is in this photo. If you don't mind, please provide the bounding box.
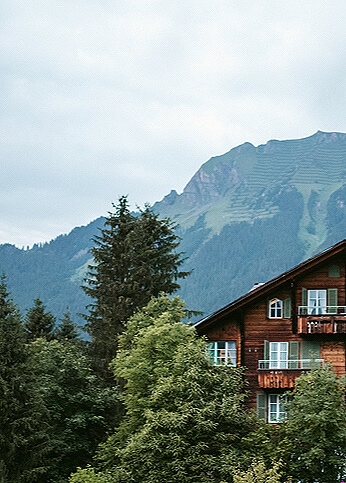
[83,196,189,373]
[25,297,56,341]
[0,276,48,482]
[28,338,120,482]
[55,308,79,341]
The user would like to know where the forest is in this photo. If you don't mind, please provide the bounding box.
[1,197,346,483]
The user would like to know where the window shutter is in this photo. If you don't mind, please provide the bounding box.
[301,341,320,368]
[327,288,338,314]
[301,288,307,314]
[329,264,340,278]
[263,340,269,369]
[284,298,291,318]
[289,341,299,369]
[257,393,267,421]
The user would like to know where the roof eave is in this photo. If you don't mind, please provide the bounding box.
[195,238,346,332]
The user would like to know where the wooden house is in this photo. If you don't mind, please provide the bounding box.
[195,239,346,423]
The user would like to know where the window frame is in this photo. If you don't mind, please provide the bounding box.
[307,289,327,315]
[268,394,286,423]
[269,341,288,369]
[208,341,237,367]
[268,298,283,318]
[257,393,287,423]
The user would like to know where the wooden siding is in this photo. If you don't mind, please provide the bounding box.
[321,341,346,377]
[199,245,346,409]
[298,256,345,307]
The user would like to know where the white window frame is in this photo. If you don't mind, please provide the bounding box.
[268,394,286,423]
[268,298,283,318]
[208,341,236,366]
[269,342,288,369]
[308,289,327,315]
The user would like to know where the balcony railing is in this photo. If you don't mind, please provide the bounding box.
[258,359,325,370]
[257,359,325,389]
[297,306,346,334]
[298,306,346,316]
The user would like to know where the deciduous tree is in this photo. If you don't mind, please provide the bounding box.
[75,296,253,483]
[232,459,287,483]
[279,364,346,483]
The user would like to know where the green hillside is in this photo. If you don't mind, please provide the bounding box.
[0,131,345,323]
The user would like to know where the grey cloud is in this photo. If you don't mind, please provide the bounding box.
[1,0,346,246]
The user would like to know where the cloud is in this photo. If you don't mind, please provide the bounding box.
[1,0,346,246]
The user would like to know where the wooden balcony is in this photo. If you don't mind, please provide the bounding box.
[257,359,324,389]
[297,306,346,335]
[257,370,301,389]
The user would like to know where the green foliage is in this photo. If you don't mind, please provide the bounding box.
[83,196,189,374]
[278,364,346,483]
[69,466,112,482]
[25,297,56,341]
[0,217,104,323]
[0,277,49,482]
[232,459,287,483]
[55,308,80,341]
[28,338,120,482]
[91,296,253,483]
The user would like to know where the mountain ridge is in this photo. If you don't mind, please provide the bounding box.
[155,130,346,255]
[1,130,345,322]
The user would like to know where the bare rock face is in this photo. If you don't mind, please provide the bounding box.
[179,142,255,207]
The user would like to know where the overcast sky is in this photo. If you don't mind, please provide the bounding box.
[1,1,346,247]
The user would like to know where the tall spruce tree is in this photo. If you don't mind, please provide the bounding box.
[28,337,120,482]
[0,277,48,482]
[82,196,189,373]
[55,308,79,341]
[24,297,56,342]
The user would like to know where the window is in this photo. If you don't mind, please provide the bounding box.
[268,298,282,318]
[262,340,321,370]
[308,290,326,315]
[256,393,286,423]
[208,341,236,366]
[268,394,286,423]
[302,288,338,315]
[269,342,288,369]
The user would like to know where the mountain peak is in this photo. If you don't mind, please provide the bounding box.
[2,131,345,324]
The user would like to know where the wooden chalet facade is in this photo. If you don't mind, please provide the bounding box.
[195,239,346,423]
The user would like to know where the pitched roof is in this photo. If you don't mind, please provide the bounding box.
[195,238,346,332]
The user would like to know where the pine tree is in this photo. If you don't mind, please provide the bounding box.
[24,297,56,342]
[82,196,189,374]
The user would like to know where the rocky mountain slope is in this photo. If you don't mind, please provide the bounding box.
[1,131,345,323]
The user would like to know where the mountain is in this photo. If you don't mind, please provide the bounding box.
[0,218,105,325]
[0,131,345,323]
